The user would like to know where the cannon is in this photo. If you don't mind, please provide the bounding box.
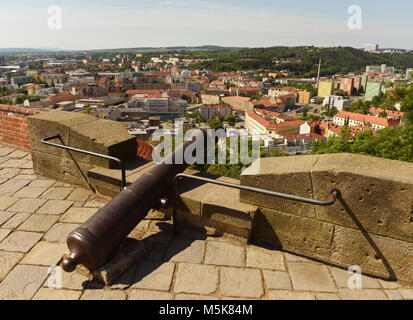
[62,130,206,272]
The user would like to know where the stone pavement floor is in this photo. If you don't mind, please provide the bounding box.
[0,146,412,300]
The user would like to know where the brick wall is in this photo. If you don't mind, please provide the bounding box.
[0,104,45,151]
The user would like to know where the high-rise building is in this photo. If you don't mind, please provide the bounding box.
[340,78,354,96]
[406,68,413,80]
[365,44,379,52]
[365,81,383,102]
[317,81,333,98]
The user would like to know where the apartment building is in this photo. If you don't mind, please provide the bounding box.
[199,103,233,120]
[333,111,400,131]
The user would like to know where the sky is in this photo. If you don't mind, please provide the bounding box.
[0,0,412,50]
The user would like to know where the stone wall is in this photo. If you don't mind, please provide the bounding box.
[0,104,44,151]
[28,110,137,189]
[240,154,413,283]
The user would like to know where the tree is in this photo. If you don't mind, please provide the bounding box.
[224,114,236,126]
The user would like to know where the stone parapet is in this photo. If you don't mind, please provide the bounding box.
[28,111,137,188]
[240,154,413,283]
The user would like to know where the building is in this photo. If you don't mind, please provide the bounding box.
[340,78,354,96]
[365,81,383,101]
[199,103,233,120]
[366,65,394,74]
[317,81,333,98]
[333,111,400,131]
[406,68,413,80]
[245,109,304,135]
[323,96,352,112]
[298,90,311,104]
[11,76,32,86]
[365,43,379,53]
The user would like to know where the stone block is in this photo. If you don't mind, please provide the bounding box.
[240,156,319,218]
[17,214,58,232]
[68,119,137,168]
[220,267,263,298]
[312,153,413,243]
[21,242,68,266]
[132,261,175,291]
[0,251,23,281]
[262,270,292,290]
[0,265,49,300]
[246,245,285,270]
[252,208,334,261]
[339,289,387,300]
[204,241,245,267]
[288,262,337,292]
[33,288,82,300]
[0,231,42,253]
[174,263,219,295]
[164,238,205,264]
[267,291,315,300]
[129,289,172,300]
[330,225,413,283]
[28,111,96,158]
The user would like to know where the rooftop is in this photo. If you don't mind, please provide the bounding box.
[0,145,412,300]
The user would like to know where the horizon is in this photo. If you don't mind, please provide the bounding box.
[1,0,412,50]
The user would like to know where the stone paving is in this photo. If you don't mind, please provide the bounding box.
[0,146,412,300]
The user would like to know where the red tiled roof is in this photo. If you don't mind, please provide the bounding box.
[136,139,153,161]
[368,107,404,119]
[335,111,399,127]
[247,109,304,130]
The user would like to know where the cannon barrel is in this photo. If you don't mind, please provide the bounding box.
[62,130,205,272]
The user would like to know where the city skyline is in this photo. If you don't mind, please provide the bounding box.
[1,0,412,50]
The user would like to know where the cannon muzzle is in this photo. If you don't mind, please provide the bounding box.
[62,129,205,272]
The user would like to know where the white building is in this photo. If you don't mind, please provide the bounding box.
[323,95,352,112]
[365,43,379,53]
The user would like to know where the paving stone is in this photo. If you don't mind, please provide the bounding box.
[0,168,20,179]
[165,239,205,264]
[0,211,15,226]
[246,246,285,271]
[8,150,28,158]
[0,251,24,280]
[21,161,33,169]
[43,223,79,243]
[129,289,173,300]
[204,241,245,267]
[0,228,12,242]
[111,265,137,290]
[2,213,31,229]
[0,159,27,168]
[13,186,48,198]
[378,279,401,289]
[132,261,175,291]
[174,263,218,295]
[37,200,73,215]
[0,179,30,196]
[284,252,319,263]
[315,293,340,300]
[7,198,47,213]
[385,290,403,300]
[288,263,337,292]
[14,174,37,180]
[66,188,92,202]
[339,289,387,300]
[18,215,58,232]
[83,199,107,208]
[328,266,381,289]
[41,187,73,200]
[0,196,19,210]
[60,207,98,223]
[399,289,413,300]
[262,270,292,290]
[220,268,263,298]
[29,179,56,188]
[0,265,49,300]
[175,294,219,300]
[21,242,67,266]
[0,231,43,253]
[81,290,127,300]
[267,291,315,300]
[33,288,82,300]
[0,147,14,156]
[45,268,89,291]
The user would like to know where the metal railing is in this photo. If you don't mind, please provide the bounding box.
[172,173,339,234]
[41,135,127,189]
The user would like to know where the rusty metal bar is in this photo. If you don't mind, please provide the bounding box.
[173,173,339,234]
[41,135,127,189]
